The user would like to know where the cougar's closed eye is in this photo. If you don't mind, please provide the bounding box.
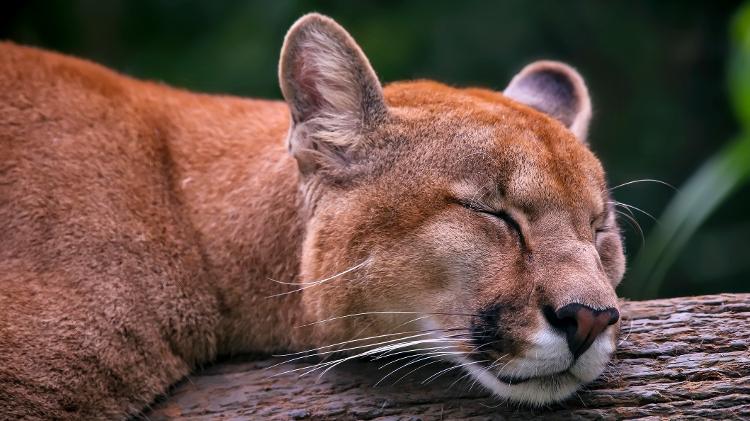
[594,223,612,240]
[456,199,527,247]
[592,209,613,242]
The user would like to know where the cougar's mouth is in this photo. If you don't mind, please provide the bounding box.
[496,369,573,385]
[470,355,574,384]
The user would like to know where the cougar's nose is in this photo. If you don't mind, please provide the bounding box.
[543,303,619,359]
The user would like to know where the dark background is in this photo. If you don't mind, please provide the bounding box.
[2,0,747,299]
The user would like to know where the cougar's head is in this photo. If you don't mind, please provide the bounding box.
[279,13,625,405]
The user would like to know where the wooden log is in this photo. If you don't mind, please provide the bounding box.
[146,294,750,420]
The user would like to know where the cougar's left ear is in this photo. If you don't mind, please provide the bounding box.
[279,13,387,175]
[504,61,592,142]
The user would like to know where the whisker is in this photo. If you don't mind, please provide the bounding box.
[448,367,477,390]
[375,351,468,386]
[272,330,427,357]
[267,332,445,369]
[467,339,501,355]
[479,398,511,409]
[608,200,635,219]
[265,259,370,298]
[296,311,479,328]
[273,327,472,359]
[484,353,511,372]
[618,317,634,346]
[608,178,676,192]
[374,332,473,359]
[611,201,658,224]
[311,337,469,380]
[344,318,381,356]
[302,334,464,377]
[376,345,462,368]
[374,354,429,384]
[390,314,433,331]
[421,359,486,385]
[615,209,645,248]
[279,336,468,379]
[464,355,512,392]
[390,359,446,387]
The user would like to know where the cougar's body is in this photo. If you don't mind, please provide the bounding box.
[0,42,307,417]
[1,14,626,419]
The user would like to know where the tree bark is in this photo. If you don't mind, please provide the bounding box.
[146,293,750,420]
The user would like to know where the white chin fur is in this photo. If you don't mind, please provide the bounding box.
[450,328,616,406]
[460,360,581,405]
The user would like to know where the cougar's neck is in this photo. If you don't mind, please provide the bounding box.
[163,94,314,355]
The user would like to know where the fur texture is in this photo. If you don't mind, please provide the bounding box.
[0,13,625,419]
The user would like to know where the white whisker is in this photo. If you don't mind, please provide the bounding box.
[611,200,658,224]
[422,359,486,385]
[267,331,442,369]
[484,353,511,372]
[273,330,430,357]
[375,351,468,386]
[266,259,370,298]
[618,317,634,346]
[608,178,676,192]
[615,209,645,247]
[296,311,476,327]
[376,345,460,368]
[311,337,467,380]
[390,359,446,386]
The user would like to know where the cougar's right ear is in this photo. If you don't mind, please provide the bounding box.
[279,13,386,175]
[504,61,592,142]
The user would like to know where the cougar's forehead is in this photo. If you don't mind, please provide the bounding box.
[492,123,606,215]
[383,81,606,213]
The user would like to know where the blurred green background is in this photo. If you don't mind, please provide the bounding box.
[2,1,748,300]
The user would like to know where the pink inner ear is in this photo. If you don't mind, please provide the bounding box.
[292,52,324,122]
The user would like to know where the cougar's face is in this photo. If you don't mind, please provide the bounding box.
[281,14,624,404]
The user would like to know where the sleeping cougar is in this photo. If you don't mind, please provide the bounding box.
[0,13,625,419]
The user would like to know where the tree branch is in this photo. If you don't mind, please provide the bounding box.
[146,294,750,420]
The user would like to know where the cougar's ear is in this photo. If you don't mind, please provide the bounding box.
[504,61,592,142]
[279,13,386,174]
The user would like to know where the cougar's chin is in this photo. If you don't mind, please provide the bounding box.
[450,330,616,406]
[458,360,581,406]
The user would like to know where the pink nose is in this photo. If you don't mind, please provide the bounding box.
[544,303,619,358]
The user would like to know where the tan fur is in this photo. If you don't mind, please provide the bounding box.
[0,13,625,419]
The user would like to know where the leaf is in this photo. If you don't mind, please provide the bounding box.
[624,2,750,299]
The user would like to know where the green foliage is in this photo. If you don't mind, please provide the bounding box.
[626,138,750,298]
[627,2,750,299]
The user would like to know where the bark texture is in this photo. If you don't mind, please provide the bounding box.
[146,293,750,420]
